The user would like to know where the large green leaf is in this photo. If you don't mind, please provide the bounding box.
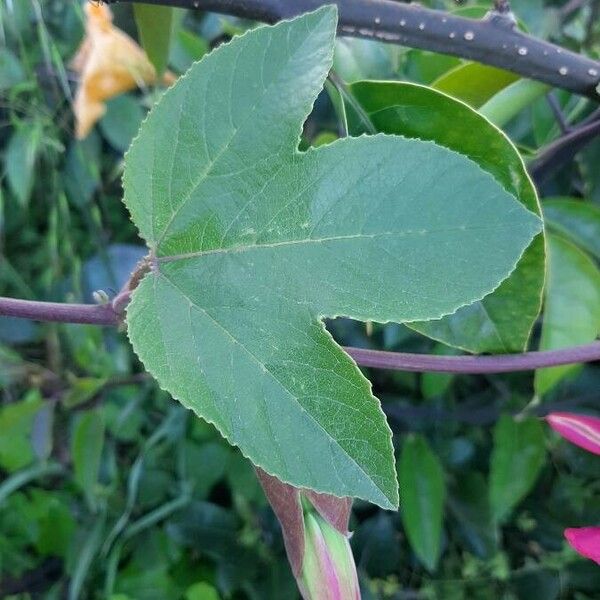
[124,8,541,508]
[347,81,544,353]
[535,234,600,396]
[398,435,446,571]
[489,415,545,524]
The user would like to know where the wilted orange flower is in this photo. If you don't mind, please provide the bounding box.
[71,2,175,139]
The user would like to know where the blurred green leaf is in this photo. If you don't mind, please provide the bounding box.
[63,132,101,206]
[352,513,401,577]
[133,3,174,76]
[0,462,63,507]
[398,435,446,571]
[29,489,76,557]
[512,568,561,600]
[71,408,105,511]
[100,94,146,153]
[183,441,230,498]
[186,582,221,600]
[0,391,43,472]
[0,49,26,90]
[403,49,460,84]
[535,234,600,395]
[479,80,549,127]
[68,515,105,600]
[5,122,43,206]
[543,198,600,261]
[167,501,239,559]
[31,402,54,461]
[62,376,107,409]
[169,29,208,73]
[489,415,545,524]
[448,472,498,559]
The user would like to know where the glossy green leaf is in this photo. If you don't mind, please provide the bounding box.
[347,81,544,353]
[124,8,541,508]
[479,79,549,127]
[535,234,600,395]
[71,408,105,511]
[543,198,600,260]
[133,3,173,76]
[399,435,446,571]
[433,62,519,108]
[489,415,545,524]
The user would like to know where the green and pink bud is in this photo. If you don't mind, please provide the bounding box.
[256,468,360,600]
[298,508,361,600]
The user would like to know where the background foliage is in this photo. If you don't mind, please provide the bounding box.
[1,1,600,598]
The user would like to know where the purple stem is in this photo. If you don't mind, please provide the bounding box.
[0,296,120,326]
[1,295,600,373]
[345,344,600,373]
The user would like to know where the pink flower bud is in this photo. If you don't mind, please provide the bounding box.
[564,527,600,564]
[297,511,361,600]
[545,412,600,456]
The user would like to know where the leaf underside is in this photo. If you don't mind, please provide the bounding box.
[124,7,541,508]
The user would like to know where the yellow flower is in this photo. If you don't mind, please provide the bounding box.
[71,3,175,139]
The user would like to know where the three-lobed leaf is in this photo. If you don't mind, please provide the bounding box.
[123,7,541,508]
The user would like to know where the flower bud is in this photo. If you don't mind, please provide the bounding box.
[545,412,600,456]
[297,510,360,600]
